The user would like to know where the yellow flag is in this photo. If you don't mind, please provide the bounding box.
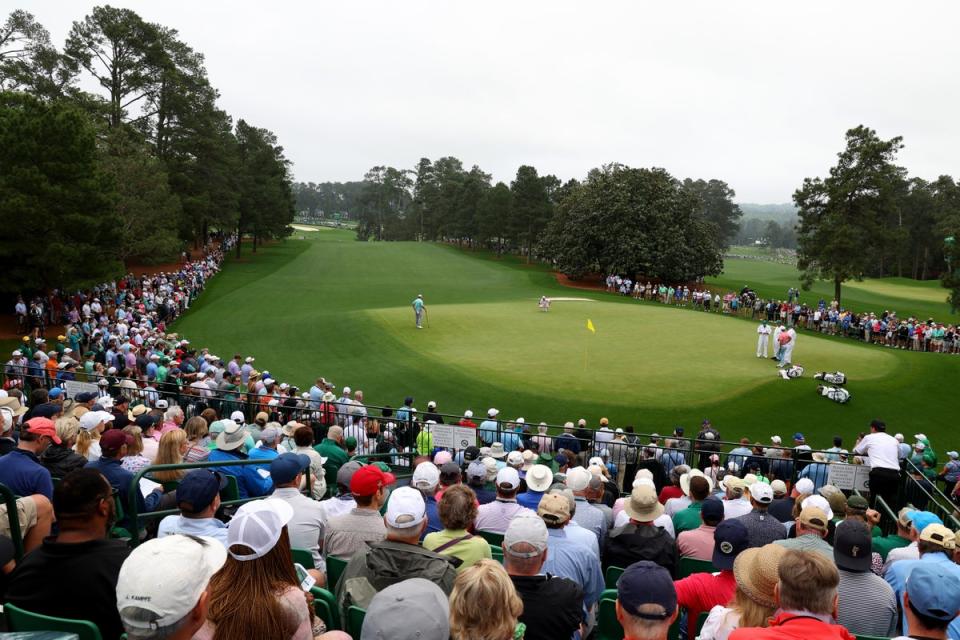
[586,319,596,334]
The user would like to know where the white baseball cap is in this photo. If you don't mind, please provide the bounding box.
[79,410,113,431]
[749,482,774,504]
[385,486,426,529]
[793,478,815,495]
[496,466,520,490]
[412,462,440,490]
[770,435,782,445]
[800,494,834,520]
[227,499,294,561]
[565,466,592,492]
[506,451,524,466]
[503,513,548,558]
[116,534,226,631]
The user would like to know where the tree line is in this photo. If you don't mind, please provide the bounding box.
[0,7,295,294]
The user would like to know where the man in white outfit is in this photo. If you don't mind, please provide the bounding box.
[756,320,771,358]
[782,327,797,366]
[772,324,785,361]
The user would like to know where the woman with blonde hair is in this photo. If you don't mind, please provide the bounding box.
[41,416,87,478]
[120,426,152,474]
[152,428,188,482]
[698,543,787,639]
[449,559,523,640]
[184,416,211,462]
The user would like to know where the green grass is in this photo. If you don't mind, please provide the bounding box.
[170,230,960,448]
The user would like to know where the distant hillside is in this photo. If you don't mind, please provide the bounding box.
[738,203,797,224]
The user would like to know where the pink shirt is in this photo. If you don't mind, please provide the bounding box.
[154,420,179,441]
[677,524,716,561]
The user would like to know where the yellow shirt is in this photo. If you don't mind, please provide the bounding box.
[422,528,492,573]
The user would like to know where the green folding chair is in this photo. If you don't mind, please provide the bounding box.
[490,545,504,563]
[4,603,103,640]
[291,547,316,570]
[326,555,348,592]
[596,596,623,640]
[310,586,341,631]
[476,529,504,546]
[678,556,714,579]
[221,475,240,501]
[346,605,366,639]
[604,565,625,589]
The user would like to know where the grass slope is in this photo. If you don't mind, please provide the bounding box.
[173,231,959,446]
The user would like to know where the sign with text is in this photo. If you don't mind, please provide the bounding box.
[63,380,98,400]
[827,463,871,492]
[431,424,477,450]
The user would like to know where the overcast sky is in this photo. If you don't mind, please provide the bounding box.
[23,1,960,202]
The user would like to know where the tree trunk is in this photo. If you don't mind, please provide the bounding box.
[834,276,842,305]
[235,224,242,258]
[921,246,929,280]
[252,232,258,254]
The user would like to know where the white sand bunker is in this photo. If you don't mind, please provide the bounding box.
[291,224,318,231]
[545,297,595,302]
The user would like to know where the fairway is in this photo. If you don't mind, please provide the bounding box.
[174,230,959,445]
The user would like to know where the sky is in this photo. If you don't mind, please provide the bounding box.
[20,1,960,203]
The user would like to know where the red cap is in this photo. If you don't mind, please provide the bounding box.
[25,417,61,445]
[350,465,396,497]
[101,429,134,453]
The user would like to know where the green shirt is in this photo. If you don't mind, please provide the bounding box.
[423,529,492,573]
[672,502,703,535]
[316,438,349,490]
[872,533,911,560]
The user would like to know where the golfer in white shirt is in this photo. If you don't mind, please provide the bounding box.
[756,320,772,358]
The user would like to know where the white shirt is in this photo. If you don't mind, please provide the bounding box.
[665,495,691,518]
[882,541,918,575]
[757,324,771,335]
[722,497,752,519]
[852,432,900,470]
[320,495,357,520]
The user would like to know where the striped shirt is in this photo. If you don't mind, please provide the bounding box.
[773,533,833,559]
[837,569,897,637]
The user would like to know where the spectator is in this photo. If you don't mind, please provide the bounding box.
[465,459,496,504]
[5,468,131,640]
[729,550,854,639]
[537,493,604,610]
[798,451,831,492]
[249,424,281,461]
[767,479,793,523]
[183,416,211,462]
[735,482,787,547]
[206,419,272,498]
[449,559,523,640]
[425,485,491,572]
[892,563,960,640]
[566,466,608,543]
[673,473,713,535]
[885,524,960,635]
[852,419,901,509]
[120,426,152,474]
[412,461,443,535]
[884,510,941,572]
[270,452,329,577]
[678,497,724,560]
[475,467,534,533]
[0,417,57,500]
[290,425,328,500]
[720,475,752,519]
[774,505,833,558]
[153,428,189,483]
[700,543,787,640]
[136,413,160,460]
[40,415,87,479]
[74,411,106,462]
[0,403,18,455]
[634,446,667,494]
[324,464,394,560]
[360,579,449,640]
[516,463,553,510]
[675,519,749,639]
[614,561,679,640]
[116,534,227,640]
[323,461,361,520]
[660,464,690,508]
[503,513,584,640]
[604,484,678,576]
[200,499,326,639]
[157,469,229,546]
[478,408,501,447]
[833,520,897,637]
[87,429,164,525]
[335,486,458,617]
[316,425,349,492]
[873,507,915,561]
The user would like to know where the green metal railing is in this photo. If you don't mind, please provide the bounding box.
[0,482,24,561]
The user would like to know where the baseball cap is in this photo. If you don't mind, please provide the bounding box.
[385,486,426,529]
[433,450,453,466]
[116,534,227,632]
[227,499,293,561]
[793,432,804,441]
[412,462,440,490]
[909,511,943,534]
[525,464,554,492]
[155,398,169,409]
[903,563,960,622]
[846,494,868,512]
[439,462,461,486]
[47,387,63,400]
[833,520,872,572]
[537,493,571,524]
[270,452,311,486]
[506,450,524,467]
[361,578,450,640]
[496,466,521,491]
[799,506,830,533]
[712,519,749,570]
[617,561,677,620]
[101,429,133,454]
[793,477,814,495]
[24,417,62,444]
[32,403,61,419]
[749,482,773,504]
[919,523,956,549]
[897,507,916,528]
[462,445,480,462]
[770,479,787,496]
[351,465,396,497]
[700,498,725,523]
[465,460,487,482]
[177,469,228,514]
[565,466,592,492]
[336,460,363,487]
[503,512,549,558]
[800,494,834,520]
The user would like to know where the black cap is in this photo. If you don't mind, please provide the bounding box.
[463,445,481,462]
[834,520,872,572]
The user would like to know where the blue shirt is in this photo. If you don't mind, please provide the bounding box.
[478,420,499,446]
[86,456,162,522]
[500,430,521,453]
[157,515,229,547]
[726,447,752,469]
[248,447,279,462]
[517,490,545,511]
[422,495,442,537]
[572,498,608,544]
[798,462,830,492]
[544,527,604,607]
[885,552,960,635]
[207,449,273,499]
[0,449,53,500]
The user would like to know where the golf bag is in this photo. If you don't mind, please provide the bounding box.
[777,365,804,380]
[814,371,847,385]
[817,385,850,404]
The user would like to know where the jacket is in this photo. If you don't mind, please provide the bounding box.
[729,612,856,640]
[207,449,272,498]
[41,444,88,479]
[335,539,457,619]
[602,522,678,577]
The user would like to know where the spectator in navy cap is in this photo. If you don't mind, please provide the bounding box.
[615,561,678,639]
[157,469,228,546]
[30,403,61,420]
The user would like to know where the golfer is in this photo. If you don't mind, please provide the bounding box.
[756,320,771,358]
[412,294,426,329]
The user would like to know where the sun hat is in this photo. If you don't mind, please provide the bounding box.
[351,465,397,497]
[361,578,450,640]
[270,453,311,486]
[800,494,834,520]
[496,467,521,491]
[481,457,498,482]
[281,420,302,437]
[127,404,148,421]
[227,499,294,561]
[116,534,227,632]
[565,466,592,492]
[385,486,426,529]
[623,485,664,522]
[215,420,247,451]
[488,442,507,458]
[525,464,554,492]
[834,520,872,572]
[811,451,828,463]
[503,512,548,558]
[712,519,749,570]
[617,561,677,620]
[903,563,960,622]
[0,397,27,417]
[681,469,714,496]
[412,462,441,490]
[537,493,571,524]
[521,450,537,470]
[733,543,787,608]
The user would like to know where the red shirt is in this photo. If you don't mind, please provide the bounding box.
[729,612,855,640]
[674,569,735,638]
[658,485,684,504]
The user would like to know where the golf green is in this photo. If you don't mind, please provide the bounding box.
[173,230,959,447]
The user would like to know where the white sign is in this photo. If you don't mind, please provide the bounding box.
[827,463,871,492]
[62,380,98,399]
[431,424,477,450]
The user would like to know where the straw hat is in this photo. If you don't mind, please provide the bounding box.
[732,544,787,609]
[623,485,664,522]
[680,469,714,496]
